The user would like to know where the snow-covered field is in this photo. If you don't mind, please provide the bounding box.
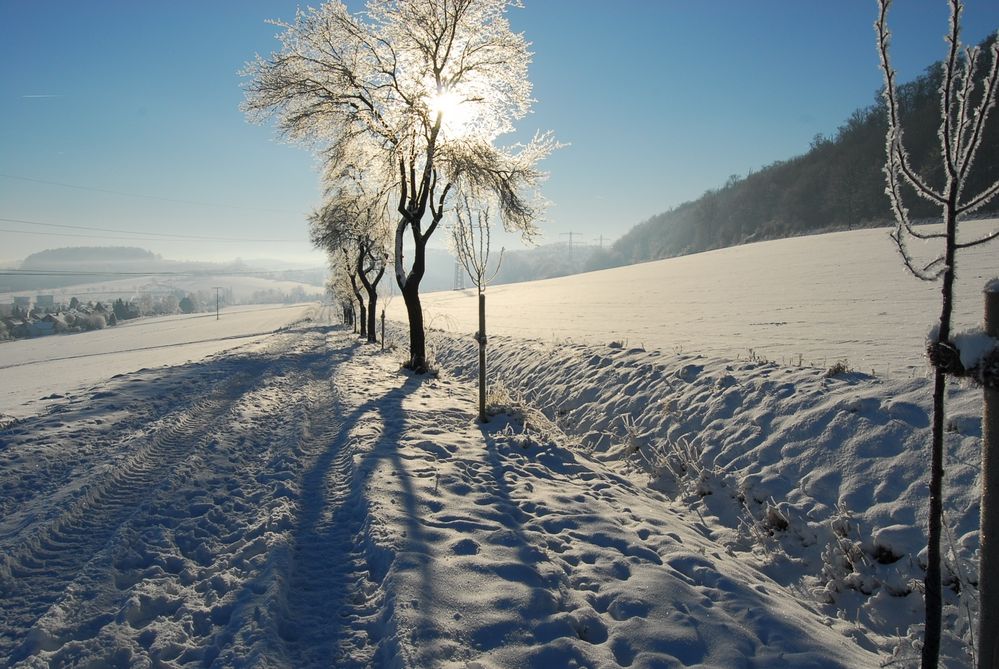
[1,224,995,667]
[0,304,317,419]
[390,220,999,377]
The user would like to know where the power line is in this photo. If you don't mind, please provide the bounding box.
[0,173,303,214]
[0,227,188,243]
[0,270,192,277]
[0,217,305,243]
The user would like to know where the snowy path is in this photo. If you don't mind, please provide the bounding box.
[1,314,880,667]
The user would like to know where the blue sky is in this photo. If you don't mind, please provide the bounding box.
[1,1,998,265]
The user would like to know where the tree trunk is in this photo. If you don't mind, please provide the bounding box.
[359,261,385,346]
[357,246,384,346]
[923,368,946,669]
[367,291,378,344]
[397,216,432,373]
[402,278,426,372]
[922,202,958,669]
[349,271,366,340]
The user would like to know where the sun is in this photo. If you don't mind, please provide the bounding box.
[427,89,473,137]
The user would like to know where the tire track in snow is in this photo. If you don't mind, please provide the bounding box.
[0,314,348,662]
[12,323,348,667]
[0,364,264,663]
[0,312,392,666]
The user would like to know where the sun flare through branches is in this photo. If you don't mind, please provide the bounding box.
[427,89,475,138]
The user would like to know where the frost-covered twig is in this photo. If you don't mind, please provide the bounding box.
[876,3,999,663]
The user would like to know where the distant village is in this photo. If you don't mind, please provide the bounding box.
[0,292,203,341]
[0,283,324,342]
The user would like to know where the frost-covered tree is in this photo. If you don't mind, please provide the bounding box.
[326,248,367,338]
[452,193,503,421]
[876,1,999,666]
[243,0,555,372]
[327,262,357,330]
[310,169,391,344]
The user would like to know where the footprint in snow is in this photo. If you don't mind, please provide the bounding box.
[451,538,480,555]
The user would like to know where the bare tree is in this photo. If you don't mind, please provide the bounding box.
[876,2,999,666]
[452,193,503,422]
[243,0,555,372]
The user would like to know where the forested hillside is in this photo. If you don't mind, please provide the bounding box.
[594,36,999,269]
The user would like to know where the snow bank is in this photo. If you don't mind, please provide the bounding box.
[332,339,879,668]
[421,326,984,665]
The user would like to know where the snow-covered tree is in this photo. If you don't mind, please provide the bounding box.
[326,260,358,330]
[325,248,367,338]
[243,0,555,372]
[876,1,999,666]
[310,168,391,344]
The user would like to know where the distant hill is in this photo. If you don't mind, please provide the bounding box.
[0,246,325,294]
[21,247,160,268]
[595,35,999,269]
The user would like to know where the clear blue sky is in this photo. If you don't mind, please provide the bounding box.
[2,1,998,265]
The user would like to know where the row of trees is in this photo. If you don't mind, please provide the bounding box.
[244,0,555,372]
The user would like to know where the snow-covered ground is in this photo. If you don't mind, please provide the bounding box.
[1,310,879,667]
[1,223,995,666]
[420,327,984,667]
[0,303,317,419]
[389,220,999,377]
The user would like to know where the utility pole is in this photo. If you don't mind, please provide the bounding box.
[211,286,223,320]
[597,234,608,249]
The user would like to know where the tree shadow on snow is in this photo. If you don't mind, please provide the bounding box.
[269,362,441,666]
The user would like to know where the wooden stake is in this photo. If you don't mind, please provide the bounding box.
[979,282,999,669]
